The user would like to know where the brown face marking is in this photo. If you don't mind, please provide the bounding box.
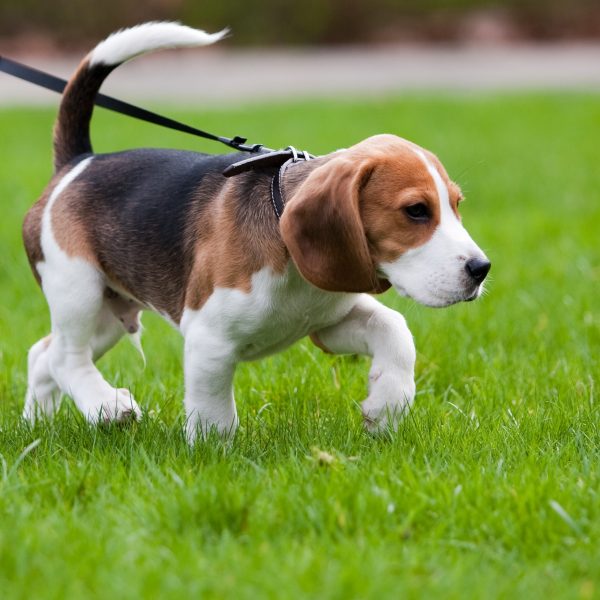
[448,181,464,220]
[356,135,463,265]
[421,149,464,219]
[360,146,440,264]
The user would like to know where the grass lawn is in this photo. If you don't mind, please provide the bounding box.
[0,93,599,599]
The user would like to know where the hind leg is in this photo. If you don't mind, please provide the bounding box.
[24,305,133,422]
[25,262,141,423]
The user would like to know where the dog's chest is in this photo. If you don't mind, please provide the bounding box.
[180,266,356,361]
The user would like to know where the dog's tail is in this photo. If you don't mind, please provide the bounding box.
[53,22,227,172]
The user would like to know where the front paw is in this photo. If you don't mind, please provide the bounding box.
[361,371,415,434]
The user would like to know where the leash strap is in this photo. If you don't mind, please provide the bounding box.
[0,55,266,153]
[0,55,316,218]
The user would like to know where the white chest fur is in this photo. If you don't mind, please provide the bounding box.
[180,265,357,361]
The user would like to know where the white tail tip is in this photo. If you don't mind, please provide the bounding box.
[90,21,228,67]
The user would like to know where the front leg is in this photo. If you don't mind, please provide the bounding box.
[182,318,238,443]
[312,294,416,433]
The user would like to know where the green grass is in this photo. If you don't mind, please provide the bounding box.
[0,93,599,599]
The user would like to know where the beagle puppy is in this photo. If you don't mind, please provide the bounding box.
[22,23,491,441]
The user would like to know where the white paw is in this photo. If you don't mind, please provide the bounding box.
[87,388,142,424]
[361,370,415,434]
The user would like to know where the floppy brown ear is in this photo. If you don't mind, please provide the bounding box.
[280,156,390,293]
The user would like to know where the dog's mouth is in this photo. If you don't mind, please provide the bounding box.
[376,266,484,306]
[440,285,482,306]
[431,277,486,306]
[389,282,482,308]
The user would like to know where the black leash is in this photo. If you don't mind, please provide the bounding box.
[0,55,265,153]
[0,54,315,217]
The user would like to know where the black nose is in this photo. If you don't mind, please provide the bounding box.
[465,257,491,284]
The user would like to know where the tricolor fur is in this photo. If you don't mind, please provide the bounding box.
[22,22,490,440]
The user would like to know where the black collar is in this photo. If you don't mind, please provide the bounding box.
[223,146,313,220]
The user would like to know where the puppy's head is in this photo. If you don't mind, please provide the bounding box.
[280,134,490,307]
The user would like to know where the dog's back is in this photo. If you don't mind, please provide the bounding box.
[23,147,278,320]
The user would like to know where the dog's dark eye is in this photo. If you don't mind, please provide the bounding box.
[404,203,430,222]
